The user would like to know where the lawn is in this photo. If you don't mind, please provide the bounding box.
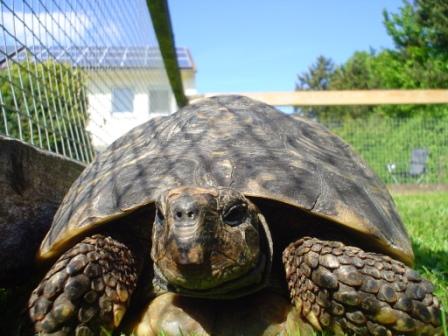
[392,192,448,314]
[0,191,446,335]
[327,115,448,185]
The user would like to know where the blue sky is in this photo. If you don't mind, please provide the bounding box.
[2,0,157,48]
[169,1,404,93]
[2,0,403,94]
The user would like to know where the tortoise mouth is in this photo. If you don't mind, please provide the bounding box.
[154,252,270,299]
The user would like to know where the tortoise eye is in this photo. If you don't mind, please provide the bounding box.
[223,204,247,226]
[155,207,165,224]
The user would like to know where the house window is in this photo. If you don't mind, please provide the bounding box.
[149,90,170,113]
[111,87,134,113]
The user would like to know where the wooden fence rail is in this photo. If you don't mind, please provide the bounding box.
[195,90,448,106]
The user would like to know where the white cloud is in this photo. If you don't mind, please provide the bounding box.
[1,10,91,46]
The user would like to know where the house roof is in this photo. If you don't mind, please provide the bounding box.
[0,46,194,70]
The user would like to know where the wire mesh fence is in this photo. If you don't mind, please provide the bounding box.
[0,0,174,163]
[1,1,445,185]
[320,113,448,185]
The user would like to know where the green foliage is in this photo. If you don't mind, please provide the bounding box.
[296,56,335,91]
[382,0,448,92]
[330,50,378,89]
[295,56,335,118]
[383,1,428,60]
[416,0,448,55]
[295,0,448,121]
[0,59,92,161]
[384,0,448,60]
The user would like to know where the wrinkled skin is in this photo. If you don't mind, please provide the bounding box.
[151,187,264,293]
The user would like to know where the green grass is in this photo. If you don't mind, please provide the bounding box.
[327,115,448,184]
[393,192,448,310]
[1,192,447,335]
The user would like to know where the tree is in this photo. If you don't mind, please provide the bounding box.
[384,0,448,59]
[383,1,428,60]
[295,56,334,118]
[383,0,448,88]
[0,60,93,162]
[295,0,448,120]
[296,55,334,90]
[416,0,448,55]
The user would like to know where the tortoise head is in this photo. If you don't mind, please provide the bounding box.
[151,186,273,298]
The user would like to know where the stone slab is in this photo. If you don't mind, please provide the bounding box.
[0,136,85,286]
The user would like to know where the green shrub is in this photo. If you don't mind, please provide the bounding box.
[0,59,93,162]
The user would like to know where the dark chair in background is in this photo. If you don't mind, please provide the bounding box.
[387,148,429,183]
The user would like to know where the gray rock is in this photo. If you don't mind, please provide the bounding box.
[0,136,85,286]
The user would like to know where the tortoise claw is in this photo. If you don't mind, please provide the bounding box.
[28,234,138,335]
[283,237,445,336]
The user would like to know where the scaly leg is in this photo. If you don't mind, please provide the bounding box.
[283,237,443,335]
[28,234,138,335]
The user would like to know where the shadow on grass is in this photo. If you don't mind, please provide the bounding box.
[412,240,448,280]
[412,239,448,317]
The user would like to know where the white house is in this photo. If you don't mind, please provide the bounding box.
[80,47,196,150]
[2,45,196,151]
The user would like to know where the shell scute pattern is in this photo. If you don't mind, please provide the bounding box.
[40,96,412,264]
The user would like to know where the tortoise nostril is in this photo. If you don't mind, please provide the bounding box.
[172,197,200,222]
[174,209,198,221]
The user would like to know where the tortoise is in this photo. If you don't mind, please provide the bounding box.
[27,95,443,335]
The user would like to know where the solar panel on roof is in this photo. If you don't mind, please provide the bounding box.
[0,46,21,65]
[124,59,144,67]
[0,46,193,69]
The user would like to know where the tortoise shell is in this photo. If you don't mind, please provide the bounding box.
[39,95,413,264]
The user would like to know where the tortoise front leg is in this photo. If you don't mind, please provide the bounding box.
[28,234,138,335]
[282,237,443,336]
